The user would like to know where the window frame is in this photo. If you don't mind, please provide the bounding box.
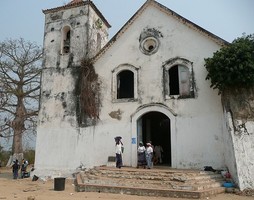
[112,64,139,102]
[163,57,194,99]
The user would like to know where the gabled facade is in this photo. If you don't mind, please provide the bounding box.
[35,0,253,190]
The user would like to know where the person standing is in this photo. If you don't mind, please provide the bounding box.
[149,141,154,167]
[12,159,20,179]
[20,159,29,178]
[154,145,164,164]
[145,143,153,169]
[137,141,146,168]
[115,137,123,169]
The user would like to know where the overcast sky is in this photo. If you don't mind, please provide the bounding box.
[0,0,254,47]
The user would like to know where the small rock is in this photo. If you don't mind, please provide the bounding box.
[27,196,35,200]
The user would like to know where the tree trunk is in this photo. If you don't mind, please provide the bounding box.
[12,100,26,154]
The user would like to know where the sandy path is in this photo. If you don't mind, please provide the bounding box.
[0,167,253,200]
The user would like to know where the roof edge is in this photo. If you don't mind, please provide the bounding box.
[92,0,150,63]
[151,0,229,46]
[92,0,230,62]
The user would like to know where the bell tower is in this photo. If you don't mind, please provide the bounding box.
[35,0,110,173]
[38,0,110,125]
[42,0,110,67]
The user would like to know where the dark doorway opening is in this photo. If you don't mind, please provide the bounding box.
[138,111,171,166]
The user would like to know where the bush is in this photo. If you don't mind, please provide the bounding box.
[0,148,12,167]
[205,34,254,93]
[23,150,35,165]
[0,147,35,167]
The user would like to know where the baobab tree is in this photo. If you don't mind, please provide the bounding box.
[0,38,42,160]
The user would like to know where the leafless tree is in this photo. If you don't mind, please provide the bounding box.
[0,38,42,159]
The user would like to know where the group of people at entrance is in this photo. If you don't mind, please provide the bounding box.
[137,141,163,169]
[114,136,163,169]
[11,159,29,179]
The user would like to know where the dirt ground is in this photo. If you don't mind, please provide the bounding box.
[0,167,253,200]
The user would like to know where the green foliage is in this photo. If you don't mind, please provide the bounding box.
[0,149,35,166]
[0,146,35,167]
[205,34,254,93]
[0,148,11,166]
[23,150,35,164]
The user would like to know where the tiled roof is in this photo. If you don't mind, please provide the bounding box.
[42,0,111,28]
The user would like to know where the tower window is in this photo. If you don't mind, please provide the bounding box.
[61,26,71,54]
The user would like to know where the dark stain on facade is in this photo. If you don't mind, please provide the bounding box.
[139,27,163,42]
[109,109,123,120]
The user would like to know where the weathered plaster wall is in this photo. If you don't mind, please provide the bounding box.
[43,5,108,65]
[223,112,239,186]
[222,88,254,190]
[35,4,109,176]
[35,3,228,177]
[224,112,254,190]
[233,120,254,190]
[93,5,226,170]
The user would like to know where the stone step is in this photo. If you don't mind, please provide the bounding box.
[81,167,223,183]
[80,175,223,191]
[75,166,225,199]
[83,167,222,180]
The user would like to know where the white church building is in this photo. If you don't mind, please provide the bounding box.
[34,0,254,190]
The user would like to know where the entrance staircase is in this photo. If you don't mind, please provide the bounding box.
[75,166,225,199]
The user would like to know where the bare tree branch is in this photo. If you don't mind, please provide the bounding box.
[0,38,42,154]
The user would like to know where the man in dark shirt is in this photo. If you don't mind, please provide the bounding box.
[12,159,20,179]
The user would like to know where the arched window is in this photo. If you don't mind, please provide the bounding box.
[61,26,71,54]
[117,70,134,99]
[164,58,194,98]
[112,64,139,102]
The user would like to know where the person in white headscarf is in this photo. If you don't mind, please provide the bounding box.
[145,143,153,169]
[137,141,146,168]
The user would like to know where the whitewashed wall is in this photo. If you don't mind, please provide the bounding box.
[93,5,226,170]
[233,120,254,190]
[223,111,254,190]
[34,4,110,176]
[35,3,227,177]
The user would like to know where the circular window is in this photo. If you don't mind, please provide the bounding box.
[140,37,159,55]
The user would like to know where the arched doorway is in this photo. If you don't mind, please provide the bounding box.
[137,112,171,166]
[131,103,177,168]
